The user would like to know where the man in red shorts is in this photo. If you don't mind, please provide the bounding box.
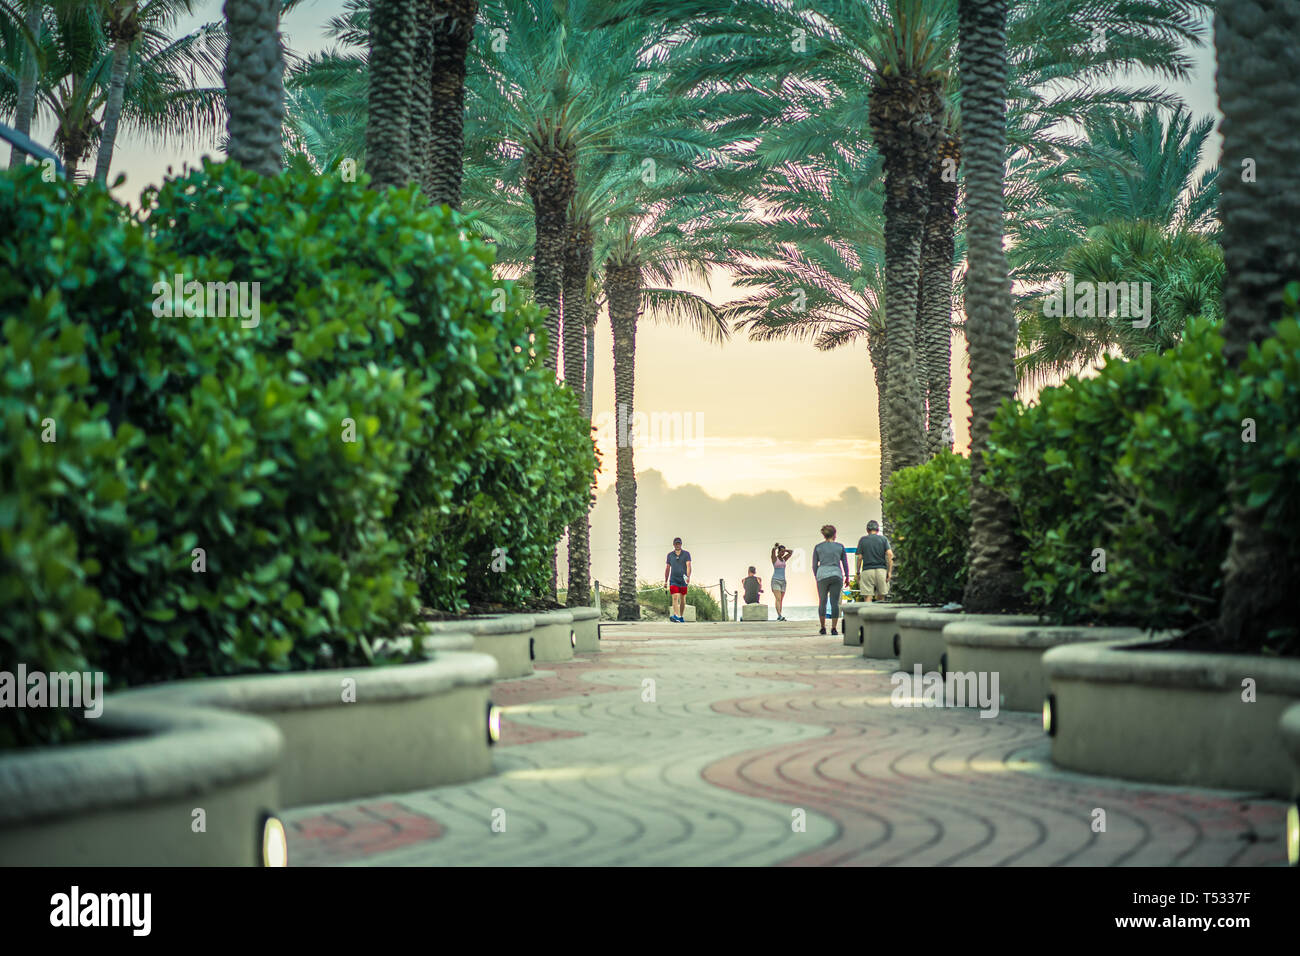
[664,537,692,623]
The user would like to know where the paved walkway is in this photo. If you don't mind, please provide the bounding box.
[284,621,1289,866]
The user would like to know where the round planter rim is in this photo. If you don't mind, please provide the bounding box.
[944,622,1155,649]
[1042,638,1300,693]
[424,615,534,636]
[113,651,499,713]
[0,702,282,827]
[896,609,1039,631]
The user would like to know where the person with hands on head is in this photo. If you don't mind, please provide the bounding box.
[770,542,793,621]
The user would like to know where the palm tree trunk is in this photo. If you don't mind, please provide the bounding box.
[408,1,435,195]
[525,142,575,370]
[867,323,891,530]
[869,72,941,480]
[1214,0,1300,649]
[94,34,134,186]
[958,0,1022,612]
[366,0,418,189]
[607,257,641,621]
[8,0,42,170]
[426,0,477,208]
[920,137,959,456]
[563,221,594,607]
[223,0,285,176]
[583,317,595,420]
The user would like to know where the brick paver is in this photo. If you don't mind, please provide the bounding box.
[283,622,1289,866]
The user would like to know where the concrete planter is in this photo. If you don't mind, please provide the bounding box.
[944,623,1157,713]
[0,702,281,866]
[570,607,601,652]
[1281,704,1300,800]
[528,609,576,662]
[854,603,923,656]
[895,610,1039,675]
[423,615,535,679]
[115,651,498,808]
[1043,638,1300,797]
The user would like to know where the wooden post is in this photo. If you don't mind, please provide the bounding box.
[719,579,726,621]
[593,579,600,612]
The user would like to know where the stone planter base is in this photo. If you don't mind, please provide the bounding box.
[896,610,1038,675]
[115,652,498,808]
[741,603,768,621]
[424,616,535,679]
[944,623,1158,712]
[570,607,601,652]
[529,609,576,661]
[1281,704,1300,800]
[1043,638,1300,797]
[0,702,281,866]
[854,603,923,656]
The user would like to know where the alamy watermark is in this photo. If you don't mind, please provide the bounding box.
[594,404,705,450]
[1042,276,1152,329]
[151,273,261,328]
[890,664,1000,718]
[0,665,103,718]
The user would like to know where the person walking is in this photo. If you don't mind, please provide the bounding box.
[741,566,763,605]
[812,524,850,636]
[664,537,692,623]
[855,520,893,602]
[770,542,792,621]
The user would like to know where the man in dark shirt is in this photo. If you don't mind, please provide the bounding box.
[742,566,763,605]
[855,520,893,602]
[664,537,692,622]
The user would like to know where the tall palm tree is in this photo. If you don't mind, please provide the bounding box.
[94,1,224,184]
[5,0,42,168]
[425,0,476,207]
[223,0,283,175]
[1,0,225,179]
[1213,1,1300,648]
[562,211,593,604]
[365,0,416,188]
[957,0,1021,612]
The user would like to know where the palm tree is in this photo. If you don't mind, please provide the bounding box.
[223,0,283,175]
[425,0,476,207]
[365,0,416,188]
[1014,219,1223,384]
[1213,1,1300,648]
[1,0,225,179]
[956,0,1021,612]
[94,1,225,184]
[5,0,41,168]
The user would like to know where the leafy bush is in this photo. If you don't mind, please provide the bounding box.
[637,582,722,621]
[0,318,135,748]
[985,317,1234,629]
[881,450,971,604]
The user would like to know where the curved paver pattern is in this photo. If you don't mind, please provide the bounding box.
[283,622,1288,866]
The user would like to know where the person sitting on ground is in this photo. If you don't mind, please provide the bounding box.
[770,542,793,621]
[812,524,850,637]
[855,520,893,603]
[742,566,763,605]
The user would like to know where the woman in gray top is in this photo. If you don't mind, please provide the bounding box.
[812,524,850,636]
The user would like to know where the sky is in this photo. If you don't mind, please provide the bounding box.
[16,1,1223,608]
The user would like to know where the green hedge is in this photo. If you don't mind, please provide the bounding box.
[637,582,722,621]
[881,450,971,605]
[985,305,1299,649]
[1,160,596,744]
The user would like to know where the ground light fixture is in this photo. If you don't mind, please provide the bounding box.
[571,628,576,648]
[1288,802,1299,866]
[261,813,288,867]
[1042,695,1057,737]
[487,702,501,746]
